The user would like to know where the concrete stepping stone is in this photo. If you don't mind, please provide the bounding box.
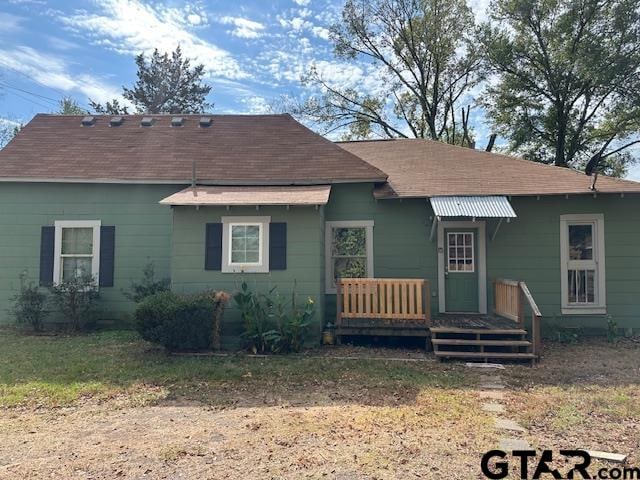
[479,375,503,383]
[482,402,505,414]
[479,390,505,400]
[587,451,627,463]
[495,418,526,432]
[500,438,531,450]
[480,383,505,390]
[466,362,505,369]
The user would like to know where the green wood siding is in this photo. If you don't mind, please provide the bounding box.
[325,184,640,332]
[1,181,638,337]
[170,206,325,348]
[0,183,180,326]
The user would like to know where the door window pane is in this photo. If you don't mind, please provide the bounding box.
[447,232,474,272]
[569,224,593,260]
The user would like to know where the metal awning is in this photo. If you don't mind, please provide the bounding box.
[430,196,517,218]
[160,185,331,206]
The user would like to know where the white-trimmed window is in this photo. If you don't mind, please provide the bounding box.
[560,214,606,314]
[53,220,101,284]
[325,220,374,293]
[222,216,270,273]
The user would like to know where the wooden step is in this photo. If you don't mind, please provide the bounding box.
[434,351,536,359]
[431,339,531,346]
[430,327,527,335]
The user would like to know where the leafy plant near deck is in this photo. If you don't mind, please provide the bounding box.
[234,281,315,354]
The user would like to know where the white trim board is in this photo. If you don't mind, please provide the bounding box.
[437,220,487,314]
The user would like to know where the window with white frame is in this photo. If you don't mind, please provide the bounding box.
[560,214,606,314]
[53,220,101,284]
[325,221,374,293]
[221,216,270,273]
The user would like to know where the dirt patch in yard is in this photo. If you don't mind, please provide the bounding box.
[503,338,640,471]
[0,392,493,479]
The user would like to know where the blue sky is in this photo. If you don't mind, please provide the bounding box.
[1,0,639,180]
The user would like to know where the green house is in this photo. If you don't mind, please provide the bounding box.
[2,114,639,357]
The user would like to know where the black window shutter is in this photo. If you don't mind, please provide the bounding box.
[205,223,223,270]
[39,226,55,286]
[269,223,287,270]
[99,226,116,287]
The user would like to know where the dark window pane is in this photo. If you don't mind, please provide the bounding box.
[334,257,366,282]
[569,224,593,260]
[333,227,366,256]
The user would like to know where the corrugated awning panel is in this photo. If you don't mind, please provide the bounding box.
[160,185,331,206]
[430,196,517,218]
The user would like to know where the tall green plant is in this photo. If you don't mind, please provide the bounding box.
[123,261,170,303]
[233,281,275,354]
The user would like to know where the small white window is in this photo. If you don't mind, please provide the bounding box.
[447,232,475,272]
[53,220,101,285]
[325,220,374,293]
[560,214,606,314]
[221,216,270,273]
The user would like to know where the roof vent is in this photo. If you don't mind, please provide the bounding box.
[110,116,123,127]
[171,117,183,127]
[199,116,212,128]
[140,117,155,127]
[81,116,95,127]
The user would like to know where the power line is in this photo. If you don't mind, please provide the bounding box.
[0,60,93,111]
[0,88,54,111]
[0,80,60,106]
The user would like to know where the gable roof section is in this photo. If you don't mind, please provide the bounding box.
[0,114,386,184]
[338,139,640,197]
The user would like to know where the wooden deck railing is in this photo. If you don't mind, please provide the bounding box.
[337,278,431,324]
[494,278,542,361]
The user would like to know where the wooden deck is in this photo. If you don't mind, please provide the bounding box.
[334,278,542,364]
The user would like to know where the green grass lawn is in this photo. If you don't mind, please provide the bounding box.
[0,330,468,408]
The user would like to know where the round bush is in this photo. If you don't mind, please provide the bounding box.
[135,291,226,351]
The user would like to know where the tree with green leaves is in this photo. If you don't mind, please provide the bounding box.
[58,96,87,115]
[0,121,21,149]
[90,46,213,114]
[297,0,485,145]
[480,0,640,175]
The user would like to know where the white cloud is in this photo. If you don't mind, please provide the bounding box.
[219,16,266,39]
[0,46,122,104]
[60,0,247,80]
[241,95,270,114]
[311,26,330,40]
[293,0,311,5]
[0,12,24,33]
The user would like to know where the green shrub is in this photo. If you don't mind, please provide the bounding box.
[233,281,316,354]
[50,273,99,331]
[123,261,170,303]
[135,291,229,352]
[11,275,49,331]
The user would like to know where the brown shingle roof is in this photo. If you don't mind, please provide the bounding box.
[0,114,386,184]
[160,185,331,206]
[338,139,640,197]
